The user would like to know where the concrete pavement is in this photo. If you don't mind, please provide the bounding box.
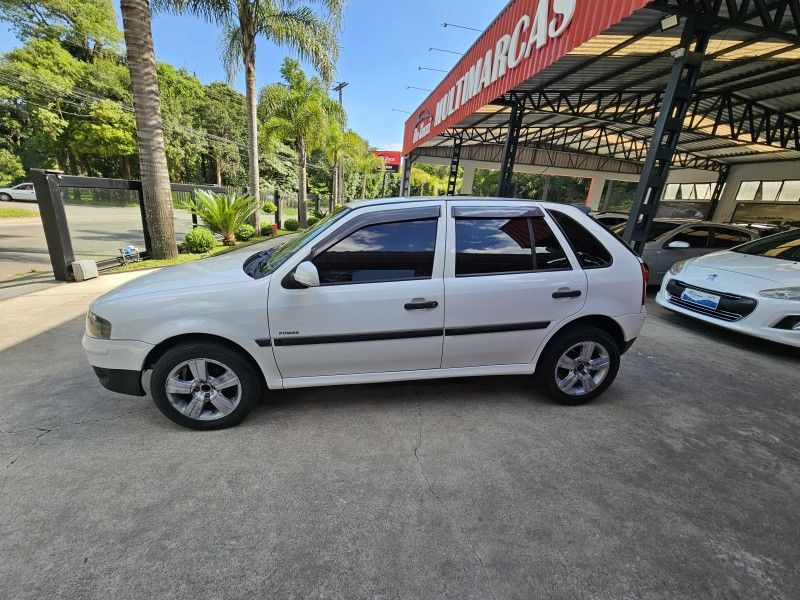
[0,275,798,599]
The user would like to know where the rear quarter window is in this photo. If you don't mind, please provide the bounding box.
[549,210,613,268]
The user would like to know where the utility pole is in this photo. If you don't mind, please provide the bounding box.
[332,81,348,106]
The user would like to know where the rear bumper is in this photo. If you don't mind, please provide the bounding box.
[92,366,145,396]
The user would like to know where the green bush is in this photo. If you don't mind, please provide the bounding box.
[261,224,273,236]
[284,218,299,231]
[307,216,319,227]
[235,223,255,241]
[184,227,216,253]
[262,201,277,214]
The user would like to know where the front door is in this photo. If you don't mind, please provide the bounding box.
[654,225,714,281]
[268,205,445,378]
[442,207,587,369]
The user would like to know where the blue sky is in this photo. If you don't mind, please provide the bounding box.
[0,0,507,151]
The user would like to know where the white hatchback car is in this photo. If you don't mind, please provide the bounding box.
[656,228,800,347]
[83,198,647,429]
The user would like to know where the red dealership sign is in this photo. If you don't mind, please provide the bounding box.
[373,150,402,173]
[403,0,652,154]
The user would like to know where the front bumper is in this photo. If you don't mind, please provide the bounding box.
[656,284,800,348]
[92,366,146,396]
[82,334,154,396]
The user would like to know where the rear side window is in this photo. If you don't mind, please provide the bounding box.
[454,216,570,276]
[712,228,751,248]
[549,210,612,268]
[313,219,437,284]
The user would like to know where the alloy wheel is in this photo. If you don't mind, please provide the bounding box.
[554,341,611,396]
[165,358,242,421]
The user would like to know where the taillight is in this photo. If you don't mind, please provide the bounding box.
[640,261,649,305]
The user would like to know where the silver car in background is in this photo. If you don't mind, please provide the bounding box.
[612,219,757,286]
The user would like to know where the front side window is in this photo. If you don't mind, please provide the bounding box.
[313,219,437,284]
[454,216,570,276]
[549,210,612,268]
[668,226,711,248]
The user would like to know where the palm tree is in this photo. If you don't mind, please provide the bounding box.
[353,151,383,199]
[324,123,363,212]
[120,0,178,259]
[182,190,258,245]
[157,0,343,231]
[260,58,331,227]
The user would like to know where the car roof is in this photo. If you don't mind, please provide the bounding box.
[346,196,586,211]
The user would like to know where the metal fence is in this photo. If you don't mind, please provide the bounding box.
[31,169,241,281]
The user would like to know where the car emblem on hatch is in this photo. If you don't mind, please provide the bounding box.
[707,274,719,282]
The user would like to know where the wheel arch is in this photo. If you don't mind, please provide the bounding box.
[534,314,626,370]
[143,333,266,386]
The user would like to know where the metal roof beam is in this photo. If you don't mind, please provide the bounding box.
[652,0,800,43]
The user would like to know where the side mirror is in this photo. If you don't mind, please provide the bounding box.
[667,240,690,249]
[292,261,320,288]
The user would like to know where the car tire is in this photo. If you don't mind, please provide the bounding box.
[150,341,262,430]
[536,326,620,406]
[0,193,12,202]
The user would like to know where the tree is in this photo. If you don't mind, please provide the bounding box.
[201,81,246,186]
[259,58,332,227]
[120,0,177,259]
[0,0,122,58]
[68,100,137,177]
[157,0,344,231]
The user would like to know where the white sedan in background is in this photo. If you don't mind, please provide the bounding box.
[657,229,800,347]
[0,182,36,202]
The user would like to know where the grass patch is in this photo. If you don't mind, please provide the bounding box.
[108,231,293,273]
[0,206,38,218]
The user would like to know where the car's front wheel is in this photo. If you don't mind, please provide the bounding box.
[150,341,262,429]
[0,193,12,202]
[536,326,620,405]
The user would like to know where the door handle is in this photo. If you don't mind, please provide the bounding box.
[404,299,439,310]
[552,290,582,299]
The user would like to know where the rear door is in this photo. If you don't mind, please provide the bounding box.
[441,205,587,369]
[268,203,446,378]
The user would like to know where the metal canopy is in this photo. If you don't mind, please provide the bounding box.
[409,0,800,171]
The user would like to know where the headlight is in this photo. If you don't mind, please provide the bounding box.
[669,260,688,276]
[86,310,112,339]
[759,288,800,301]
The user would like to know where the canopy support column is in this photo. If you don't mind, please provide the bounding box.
[623,18,711,254]
[496,103,524,198]
[400,152,417,197]
[707,165,730,220]
[447,136,463,196]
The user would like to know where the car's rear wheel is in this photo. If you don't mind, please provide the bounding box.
[0,193,12,202]
[536,326,620,405]
[150,342,262,429]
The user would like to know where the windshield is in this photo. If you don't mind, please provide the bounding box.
[732,228,800,261]
[243,207,352,279]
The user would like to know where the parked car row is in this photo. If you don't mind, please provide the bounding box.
[0,182,36,202]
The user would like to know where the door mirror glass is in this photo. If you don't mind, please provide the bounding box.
[293,261,320,288]
[667,240,691,249]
